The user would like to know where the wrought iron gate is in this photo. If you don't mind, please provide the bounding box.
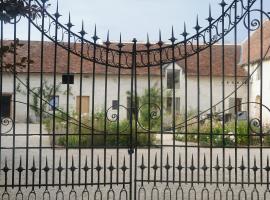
[1,0,270,199]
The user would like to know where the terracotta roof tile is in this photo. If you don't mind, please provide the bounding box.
[241,20,270,66]
[3,40,246,77]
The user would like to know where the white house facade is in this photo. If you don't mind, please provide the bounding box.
[2,21,270,125]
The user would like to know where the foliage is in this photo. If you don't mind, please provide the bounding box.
[0,39,33,73]
[0,0,47,72]
[176,119,270,147]
[44,110,156,148]
[137,85,161,131]
[17,80,69,119]
[0,0,44,23]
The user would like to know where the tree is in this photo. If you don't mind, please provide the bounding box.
[0,0,46,73]
[126,84,162,131]
[0,0,43,23]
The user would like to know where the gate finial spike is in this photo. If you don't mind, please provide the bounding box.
[194,15,201,31]
[157,30,163,46]
[107,30,110,41]
[169,26,176,43]
[66,12,73,28]
[79,21,86,36]
[92,24,100,42]
[181,22,188,38]
[132,37,137,43]
[117,33,124,49]
[219,0,227,8]
[145,33,151,48]
[207,5,214,22]
[105,30,111,46]
[54,0,61,19]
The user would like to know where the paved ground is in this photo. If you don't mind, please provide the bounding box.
[0,123,270,199]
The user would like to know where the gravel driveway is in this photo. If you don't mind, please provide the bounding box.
[1,123,270,199]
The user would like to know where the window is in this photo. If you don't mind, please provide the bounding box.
[49,96,59,111]
[0,95,11,117]
[112,100,119,110]
[167,69,180,89]
[166,97,180,113]
[229,98,242,113]
[62,74,74,84]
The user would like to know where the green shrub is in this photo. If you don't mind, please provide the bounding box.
[175,120,265,147]
[44,110,156,148]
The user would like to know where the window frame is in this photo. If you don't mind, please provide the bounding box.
[49,96,59,111]
[166,69,180,89]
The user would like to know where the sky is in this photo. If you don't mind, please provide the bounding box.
[3,0,270,43]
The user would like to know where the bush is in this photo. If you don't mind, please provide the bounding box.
[175,120,266,147]
[44,110,156,148]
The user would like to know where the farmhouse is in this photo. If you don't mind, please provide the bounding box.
[1,21,270,124]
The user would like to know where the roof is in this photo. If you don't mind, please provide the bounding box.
[3,40,247,77]
[177,45,245,77]
[241,20,270,66]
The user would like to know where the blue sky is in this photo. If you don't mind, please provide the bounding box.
[3,0,270,43]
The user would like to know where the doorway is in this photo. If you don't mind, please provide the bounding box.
[0,94,12,118]
[76,96,90,116]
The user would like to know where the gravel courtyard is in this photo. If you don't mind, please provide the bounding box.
[1,123,270,199]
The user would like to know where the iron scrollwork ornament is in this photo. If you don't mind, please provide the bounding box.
[1,117,14,134]
[137,103,161,131]
[243,9,270,31]
[21,0,258,68]
[106,105,130,133]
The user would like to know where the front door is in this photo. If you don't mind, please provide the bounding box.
[0,95,11,118]
[76,96,90,116]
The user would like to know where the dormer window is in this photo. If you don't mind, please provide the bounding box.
[167,69,180,89]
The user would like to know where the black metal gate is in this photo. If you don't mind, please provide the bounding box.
[1,0,270,199]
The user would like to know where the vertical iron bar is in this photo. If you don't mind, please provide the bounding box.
[91,26,98,185]
[259,0,263,185]
[39,1,46,188]
[65,14,72,187]
[247,0,251,186]
[171,27,176,183]
[12,15,17,189]
[103,31,110,185]
[130,38,137,200]
[134,38,139,200]
[0,0,3,173]
[116,34,123,184]
[146,35,151,182]
[195,17,201,183]
[208,7,213,184]
[158,32,164,182]
[234,0,238,185]
[221,2,226,185]
[25,0,32,187]
[183,24,188,183]
[78,22,85,186]
[52,3,59,187]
